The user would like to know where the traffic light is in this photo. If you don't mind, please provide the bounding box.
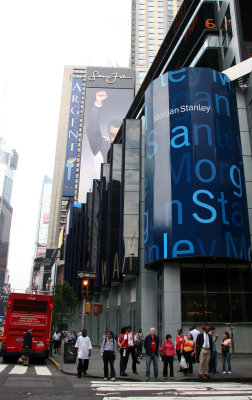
[81,280,89,298]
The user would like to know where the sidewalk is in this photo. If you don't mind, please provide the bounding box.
[49,345,252,382]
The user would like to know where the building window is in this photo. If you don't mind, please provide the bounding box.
[149,22,154,27]
[149,28,154,32]
[139,71,146,83]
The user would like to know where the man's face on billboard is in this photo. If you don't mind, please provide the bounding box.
[108,124,120,143]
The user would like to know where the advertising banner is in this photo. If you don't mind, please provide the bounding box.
[145,67,251,265]
[10,313,47,327]
[63,78,83,197]
[78,67,134,203]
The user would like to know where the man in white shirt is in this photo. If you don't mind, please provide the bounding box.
[190,326,200,343]
[75,329,92,378]
[52,330,61,354]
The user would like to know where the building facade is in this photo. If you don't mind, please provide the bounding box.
[49,0,252,352]
[30,175,52,291]
[0,138,18,314]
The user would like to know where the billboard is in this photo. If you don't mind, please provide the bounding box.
[145,67,251,265]
[78,67,134,203]
[63,77,84,197]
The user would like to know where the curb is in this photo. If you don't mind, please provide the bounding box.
[47,358,252,383]
[48,356,59,368]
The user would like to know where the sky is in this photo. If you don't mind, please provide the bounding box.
[0,0,131,290]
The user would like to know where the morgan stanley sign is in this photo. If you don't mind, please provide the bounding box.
[63,78,83,197]
[144,67,251,265]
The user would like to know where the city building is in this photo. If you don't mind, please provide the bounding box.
[131,0,183,89]
[29,175,52,291]
[61,0,252,353]
[0,137,18,315]
[47,66,134,290]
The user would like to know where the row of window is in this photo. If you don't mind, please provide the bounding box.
[139,26,165,32]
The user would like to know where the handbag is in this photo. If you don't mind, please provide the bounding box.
[160,348,165,358]
[180,355,187,370]
[222,344,230,354]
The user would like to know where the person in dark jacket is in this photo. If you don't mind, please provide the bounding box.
[196,325,213,379]
[18,327,33,366]
[144,327,159,381]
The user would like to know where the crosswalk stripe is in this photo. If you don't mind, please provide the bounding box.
[91,381,252,399]
[101,398,252,400]
[9,365,28,374]
[34,366,52,376]
[0,365,8,373]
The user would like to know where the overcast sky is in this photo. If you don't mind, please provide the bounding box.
[0,0,131,290]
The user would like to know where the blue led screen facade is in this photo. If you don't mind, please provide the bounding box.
[145,67,251,265]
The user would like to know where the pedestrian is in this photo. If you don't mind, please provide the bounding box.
[120,326,138,374]
[175,328,185,372]
[190,326,200,343]
[75,329,92,378]
[181,332,195,376]
[160,334,175,379]
[52,330,61,354]
[67,330,75,342]
[136,328,144,359]
[118,327,128,376]
[18,327,33,366]
[221,331,232,375]
[209,327,219,374]
[144,327,159,381]
[101,330,117,381]
[196,325,213,379]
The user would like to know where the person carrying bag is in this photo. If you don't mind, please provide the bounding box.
[159,334,175,379]
[18,327,33,366]
[181,332,195,376]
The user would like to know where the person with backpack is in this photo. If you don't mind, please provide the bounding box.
[101,330,117,381]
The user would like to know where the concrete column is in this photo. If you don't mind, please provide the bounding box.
[137,117,159,338]
[108,286,118,335]
[162,263,181,341]
[121,280,131,327]
[99,290,108,343]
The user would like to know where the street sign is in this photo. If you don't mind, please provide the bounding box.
[77,271,96,279]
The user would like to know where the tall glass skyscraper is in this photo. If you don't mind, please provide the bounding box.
[131,0,183,89]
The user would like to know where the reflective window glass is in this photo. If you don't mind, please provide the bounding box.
[125,149,140,169]
[124,170,140,191]
[124,192,139,214]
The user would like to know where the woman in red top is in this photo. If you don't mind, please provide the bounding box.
[160,334,175,379]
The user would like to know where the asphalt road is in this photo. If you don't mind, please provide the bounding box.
[1,359,252,400]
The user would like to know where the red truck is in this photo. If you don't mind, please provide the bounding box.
[0,292,53,362]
